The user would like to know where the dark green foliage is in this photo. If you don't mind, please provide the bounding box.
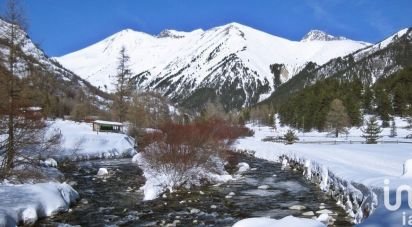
[260,29,412,131]
[269,63,285,88]
[264,66,412,132]
[362,87,374,114]
[283,130,299,145]
[277,78,362,132]
[180,88,217,111]
[361,116,383,144]
[374,67,412,117]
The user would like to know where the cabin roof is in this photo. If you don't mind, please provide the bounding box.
[93,120,123,126]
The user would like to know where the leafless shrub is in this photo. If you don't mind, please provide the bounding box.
[140,119,253,188]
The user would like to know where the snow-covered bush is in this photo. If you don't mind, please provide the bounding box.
[142,142,226,187]
[136,119,251,199]
[283,129,299,144]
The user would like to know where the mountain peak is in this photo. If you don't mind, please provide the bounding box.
[158,29,186,38]
[301,29,347,42]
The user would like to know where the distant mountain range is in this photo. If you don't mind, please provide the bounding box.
[1,19,409,113]
[55,23,370,110]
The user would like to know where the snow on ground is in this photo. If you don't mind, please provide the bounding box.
[271,116,411,143]
[235,117,412,226]
[0,182,79,226]
[132,153,233,200]
[233,216,326,227]
[48,119,137,160]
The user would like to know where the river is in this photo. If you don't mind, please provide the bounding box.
[36,154,352,226]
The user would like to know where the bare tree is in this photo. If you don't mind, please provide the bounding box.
[325,99,351,137]
[112,46,133,122]
[202,99,227,121]
[0,0,60,179]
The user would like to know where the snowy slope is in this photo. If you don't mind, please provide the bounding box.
[56,23,369,108]
[235,118,412,226]
[49,120,137,160]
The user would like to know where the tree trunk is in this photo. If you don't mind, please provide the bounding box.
[5,113,14,175]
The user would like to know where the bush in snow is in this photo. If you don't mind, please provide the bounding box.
[283,130,299,145]
[361,116,382,144]
[325,99,351,138]
[139,119,250,194]
[142,142,226,187]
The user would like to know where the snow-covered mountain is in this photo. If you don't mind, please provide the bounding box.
[301,29,348,42]
[56,22,370,109]
[265,27,412,105]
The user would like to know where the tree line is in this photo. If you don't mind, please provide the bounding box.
[271,67,412,132]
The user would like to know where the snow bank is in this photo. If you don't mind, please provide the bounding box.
[132,153,233,200]
[237,162,250,173]
[233,216,326,227]
[235,122,412,225]
[49,119,137,160]
[402,159,412,177]
[0,182,79,226]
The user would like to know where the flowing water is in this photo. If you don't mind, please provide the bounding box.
[36,154,353,226]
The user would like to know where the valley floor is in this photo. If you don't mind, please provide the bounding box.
[235,119,412,227]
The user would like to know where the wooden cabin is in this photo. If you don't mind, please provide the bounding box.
[92,120,124,133]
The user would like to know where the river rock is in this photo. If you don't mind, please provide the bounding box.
[68,181,77,186]
[316,209,333,214]
[97,168,109,176]
[190,208,200,214]
[403,159,412,177]
[302,211,315,216]
[317,213,331,225]
[289,205,306,210]
[44,158,58,168]
[210,205,217,209]
[237,162,250,173]
[258,185,269,190]
[80,198,89,205]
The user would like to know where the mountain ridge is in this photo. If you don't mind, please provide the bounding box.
[56,22,369,110]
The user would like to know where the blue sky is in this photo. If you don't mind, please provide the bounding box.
[1,0,411,56]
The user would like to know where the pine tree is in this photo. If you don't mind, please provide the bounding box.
[325,99,351,137]
[112,46,133,122]
[389,119,397,138]
[283,129,299,145]
[363,86,374,114]
[375,88,392,125]
[361,116,383,144]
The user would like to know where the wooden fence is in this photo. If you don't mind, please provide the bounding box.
[262,136,412,145]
